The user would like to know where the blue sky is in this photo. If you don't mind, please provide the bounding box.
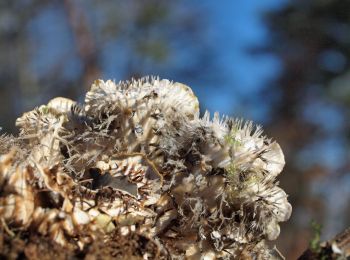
[27,0,288,122]
[193,0,287,120]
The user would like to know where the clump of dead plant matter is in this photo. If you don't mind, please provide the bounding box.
[0,77,291,259]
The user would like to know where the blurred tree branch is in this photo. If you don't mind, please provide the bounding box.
[262,0,350,257]
[63,0,100,88]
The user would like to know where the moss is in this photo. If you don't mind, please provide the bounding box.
[309,220,322,253]
[224,127,240,147]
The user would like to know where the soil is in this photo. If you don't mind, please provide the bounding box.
[0,227,168,260]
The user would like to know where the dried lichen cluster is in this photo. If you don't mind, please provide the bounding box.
[0,78,291,259]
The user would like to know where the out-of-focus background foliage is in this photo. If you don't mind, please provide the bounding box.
[0,0,349,258]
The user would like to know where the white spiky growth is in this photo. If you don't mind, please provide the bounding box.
[0,77,291,259]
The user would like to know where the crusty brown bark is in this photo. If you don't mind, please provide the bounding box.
[298,227,350,259]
